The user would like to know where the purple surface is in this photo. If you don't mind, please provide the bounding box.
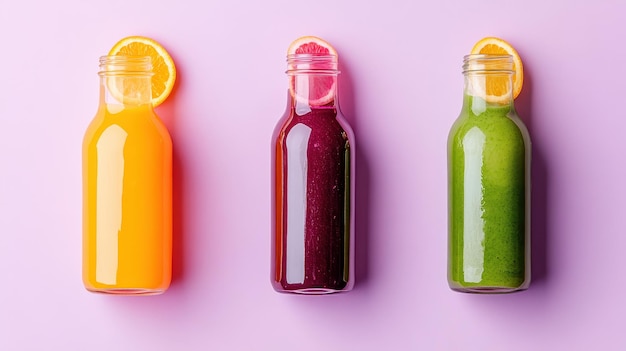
[0,0,624,349]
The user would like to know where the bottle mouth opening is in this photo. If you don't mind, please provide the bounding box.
[463,54,514,74]
[286,53,338,61]
[98,55,154,76]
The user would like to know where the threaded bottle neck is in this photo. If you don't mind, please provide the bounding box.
[286,54,340,111]
[463,54,514,74]
[99,56,153,76]
[462,54,514,111]
[286,54,339,75]
[99,56,153,106]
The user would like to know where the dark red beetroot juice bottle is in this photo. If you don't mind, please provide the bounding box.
[271,36,355,294]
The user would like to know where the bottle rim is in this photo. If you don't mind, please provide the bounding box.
[98,55,154,77]
[286,53,338,59]
[286,53,340,76]
[463,54,513,74]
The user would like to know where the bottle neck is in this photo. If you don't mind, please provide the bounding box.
[286,54,340,115]
[98,56,154,108]
[461,54,514,116]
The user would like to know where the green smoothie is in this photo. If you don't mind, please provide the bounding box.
[447,95,530,293]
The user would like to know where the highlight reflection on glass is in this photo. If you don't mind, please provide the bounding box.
[95,125,127,284]
[462,127,485,283]
[285,124,311,284]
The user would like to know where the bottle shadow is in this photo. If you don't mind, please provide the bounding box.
[339,57,371,288]
[516,62,549,285]
[172,145,185,286]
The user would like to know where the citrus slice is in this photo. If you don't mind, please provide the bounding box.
[109,36,176,107]
[287,36,338,56]
[470,37,524,100]
[287,36,337,106]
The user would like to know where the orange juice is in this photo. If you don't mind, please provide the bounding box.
[82,56,172,295]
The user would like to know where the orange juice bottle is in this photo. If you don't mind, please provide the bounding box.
[82,56,172,295]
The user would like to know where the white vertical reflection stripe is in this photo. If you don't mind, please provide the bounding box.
[285,124,311,284]
[95,125,127,285]
[462,127,486,283]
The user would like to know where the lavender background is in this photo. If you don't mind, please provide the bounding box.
[1,0,624,349]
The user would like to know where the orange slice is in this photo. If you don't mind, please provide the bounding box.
[471,37,524,100]
[109,36,176,107]
[287,36,337,106]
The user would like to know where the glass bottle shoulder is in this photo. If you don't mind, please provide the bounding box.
[273,107,353,143]
[449,103,529,152]
[84,104,171,148]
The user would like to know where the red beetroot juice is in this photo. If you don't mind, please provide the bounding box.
[271,48,355,294]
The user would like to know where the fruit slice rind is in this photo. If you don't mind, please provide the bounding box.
[108,36,176,107]
[99,55,154,106]
[465,75,512,105]
[286,36,338,107]
[290,74,337,106]
[463,53,515,104]
[470,37,524,101]
[287,36,338,56]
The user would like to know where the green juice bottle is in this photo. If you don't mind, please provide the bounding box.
[447,54,531,293]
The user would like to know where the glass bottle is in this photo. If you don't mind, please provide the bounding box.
[271,52,355,294]
[82,56,173,295]
[447,54,531,293]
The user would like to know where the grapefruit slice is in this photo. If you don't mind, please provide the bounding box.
[287,36,337,106]
[287,36,338,56]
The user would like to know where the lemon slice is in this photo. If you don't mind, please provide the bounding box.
[109,36,176,107]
